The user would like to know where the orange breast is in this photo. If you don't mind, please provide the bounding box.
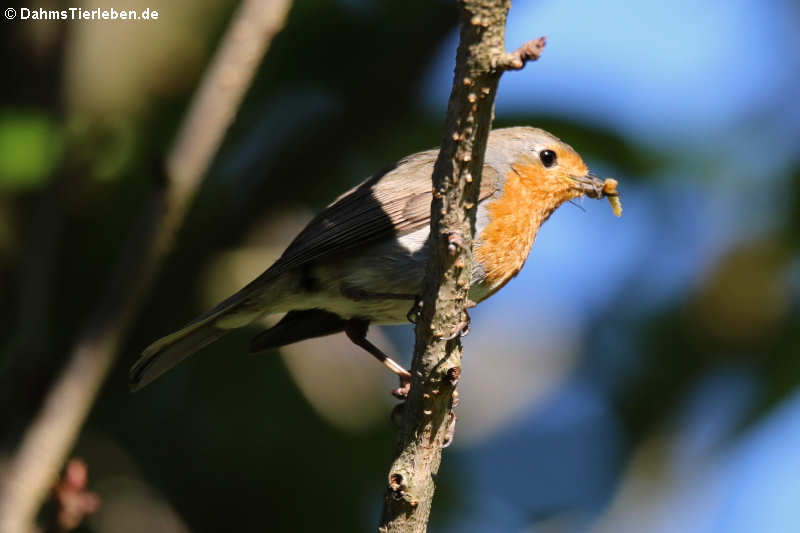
[474,161,576,299]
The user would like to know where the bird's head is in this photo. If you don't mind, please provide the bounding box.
[487,126,620,217]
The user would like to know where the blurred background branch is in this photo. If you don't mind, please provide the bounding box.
[0,1,293,530]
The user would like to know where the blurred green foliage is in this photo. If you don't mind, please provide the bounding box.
[0,112,62,191]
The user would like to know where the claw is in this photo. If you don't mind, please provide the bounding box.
[438,307,471,340]
[392,376,412,399]
[440,321,469,340]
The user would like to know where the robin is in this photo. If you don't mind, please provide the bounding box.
[129,126,620,392]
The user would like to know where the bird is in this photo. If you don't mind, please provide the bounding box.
[129,126,620,392]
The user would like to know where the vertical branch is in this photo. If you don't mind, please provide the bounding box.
[0,1,293,531]
[378,1,544,532]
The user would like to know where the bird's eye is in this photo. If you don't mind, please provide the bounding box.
[539,149,557,168]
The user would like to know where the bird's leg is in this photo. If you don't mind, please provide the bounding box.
[344,319,411,399]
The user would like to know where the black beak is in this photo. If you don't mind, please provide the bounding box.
[570,171,612,199]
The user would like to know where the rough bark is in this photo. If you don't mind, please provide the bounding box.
[0,1,293,531]
[378,2,544,532]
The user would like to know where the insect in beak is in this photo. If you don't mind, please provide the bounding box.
[569,171,607,198]
[569,172,623,217]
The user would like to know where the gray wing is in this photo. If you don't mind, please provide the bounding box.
[131,150,500,390]
[246,149,499,288]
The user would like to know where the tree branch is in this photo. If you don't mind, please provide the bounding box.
[491,36,547,71]
[377,2,544,532]
[0,1,293,531]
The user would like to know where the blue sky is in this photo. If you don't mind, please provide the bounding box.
[425,0,800,147]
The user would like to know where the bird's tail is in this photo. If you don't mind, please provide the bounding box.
[128,315,230,391]
[129,283,268,391]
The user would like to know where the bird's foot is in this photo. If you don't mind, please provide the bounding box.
[392,374,412,399]
[439,308,471,340]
